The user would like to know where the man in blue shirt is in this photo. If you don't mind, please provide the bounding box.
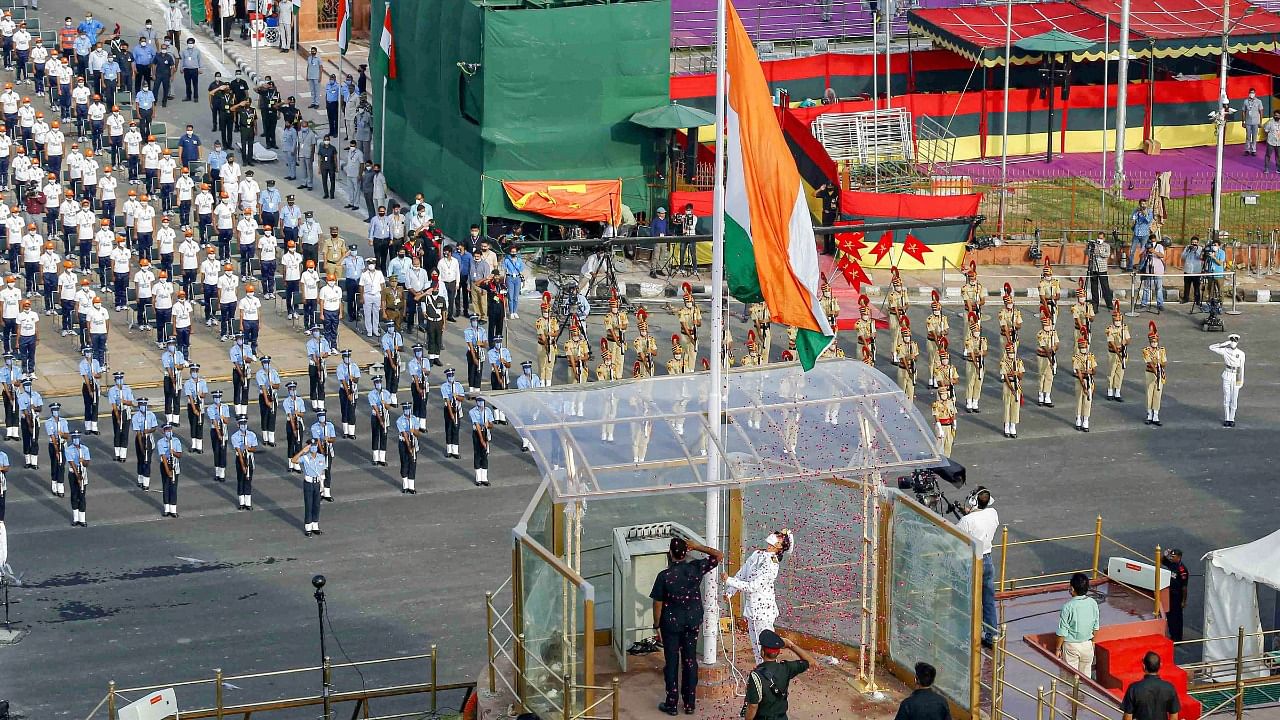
[282,381,307,470]
[280,195,302,242]
[651,206,669,236]
[65,431,92,526]
[102,55,121,106]
[79,346,104,434]
[309,409,337,500]
[131,38,156,87]
[108,371,136,460]
[306,326,333,411]
[230,335,255,417]
[161,339,188,425]
[183,364,208,452]
[335,347,361,438]
[230,415,259,510]
[156,423,183,517]
[256,356,281,445]
[135,84,156,137]
[206,389,231,481]
[78,14,104,45]
[259,179,282,229]
[341,245,363,319]
[367,375,395,466]
[396,405,419,494]
[456,244,474,316]
[324,74,342,138]
[440,368,464,459]
[207,141,227,192]
[45,403,70,497]
[177,124,201,169]
[502,247,527,318]
[131,397,159,489]
[306,48,323,108]
[1128,199,1153,272]
[73,32,92,76]
[407,345,430,431]
[292,439,327,536]
[18,378,43,469]
[470,398,495,486]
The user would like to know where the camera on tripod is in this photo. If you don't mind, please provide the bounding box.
[896,459,967,520]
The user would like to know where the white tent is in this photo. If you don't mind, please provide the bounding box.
[1201,529,1280,679]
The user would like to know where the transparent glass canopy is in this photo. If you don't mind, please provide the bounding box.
[489,359,941,502]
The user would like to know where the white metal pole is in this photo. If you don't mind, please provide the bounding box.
[702,0,727,667]
[380,75,387,167]
[997,0,1012,239]
[872,12,879,192]
[1212,0,1229,237]
[1114,0,1132,190]
[1101,15,1110,224]
[884,1,892,110]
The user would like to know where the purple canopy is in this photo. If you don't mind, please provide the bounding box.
[671,0,967,48]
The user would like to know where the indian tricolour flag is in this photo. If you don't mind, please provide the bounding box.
[722,1,833,370]
[336,0,352,55]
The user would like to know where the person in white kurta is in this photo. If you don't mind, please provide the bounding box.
[1209,335,1246,426]
[724,530,794,664]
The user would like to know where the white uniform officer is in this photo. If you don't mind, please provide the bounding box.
[396,405,419,494]
[1209,334,1246,427]
[470,398,495,486]
[230,415,259,510]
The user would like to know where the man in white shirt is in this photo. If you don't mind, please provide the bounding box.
[237,283,262,354]
[38,240,61,314]
[300,259,320,328]
[133,257,156,330]
[86,296,111,364]
[172,288,194,356]
[318,272,343,348]
[257,228,278,298]
[109,237,133,311]
[194,182,215,242]
[956,488,1000,647]
[358,257,385,337]
[152,270,175,347]
[134,194,156,261]
[216,262,240,340]
[156,215,178,275]
[0,274,20,353]
[236,208,257,281]
[177,229,201,293]
[93,219,114,288]
[281,240,303,318]
[198,247,221,325]
[20,222,42,296]
[403,257,430,332]
[436,246,460,321]
[15,298,39,376]
[214,192,235,259]
[57,259,78,336]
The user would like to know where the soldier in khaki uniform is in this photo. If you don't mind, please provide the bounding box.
[854,295,877,366]
[819,273,840,348]
[963,311,987,413]
[320,226,345,277]
[886,266,909,333]
[1037,259,1061,325]
[677,282,701,360]
[925,290,948,388]
[933,337,959,391]
[749,301,772,362]
[603,290,629,378]
[381,276,406,331]
[1104,300,1129,401]
[932,384,958,456]
[999,341,1025,438]
[741,330,764,367]
[1072,330,1098,432]
[596,339,619,441]
[997,283,1022,346]
[535,292,559,385]
[721,323,736,369]
[1143,321,1166,426]
[632,308,657,378]
[564,318,590,386]
[892,316,919,401]
[961,262,985,316]
[666,334,688,376]
[1070,278,1095,346]
[1034,304,1059,407]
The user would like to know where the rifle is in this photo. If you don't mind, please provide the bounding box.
[1118,343,1128,370]
[162,446,177,478]
[497,356,509,389]
[374,399,387,430]
[446,386,459,423]
[263,375,277,411]
[69,461,85,492]
[402,427,417,460]
[236,438,251,474]
[342,367,355,403]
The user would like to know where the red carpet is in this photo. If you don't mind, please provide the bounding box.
[1096,634,1201,720]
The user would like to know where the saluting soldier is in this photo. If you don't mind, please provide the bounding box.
[997,283,1021,346]
[256,355,280,445]
[1072,331,1098,432]
[65,431,91,527]
[396,405,419,494]
[306,325,334,412]
[962,312,986,413]
[487,336,512,424]
[534,292,559,385]
[960,261,985,316]
[463,315,486,395]
[749,300,771,362]
[1034,304,1059,407]
[206,389,231,481]
[1104,301,1129,402]
[131,397,159,489]
[998,342,1025,438]
[282,381,307,472]
[108,371,136,461]
[380,319,403,403]
[604,290,629,378]
[854,296,876,366]
[230,415,259,510]
[335,348,361,439]
[932,384,958,456]
[677,282,701,359]
[160,338,187,424]
[79,346,103,434]
[45,403,70,497]
[292,439,327,537]
[18,378,43,470]
[440,368,464,459]
[892,316,919,401]
[407,344,430,432]
[310,409,337,501]
[632,308,657,378]
[934,338,959,391]
[183,364,208,451]
[515,361,543,452]
[367,375,395,467]
[229,334,255,417]
[470,398,495,486]
[1038,259,1061,324]
[925,290,948,388]
[886,266,908,333]
[156,423,184,518]
[1143,321,1167,426]
[1070,277,1094,346]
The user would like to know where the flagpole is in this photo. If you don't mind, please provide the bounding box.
[701,0,728,668]
[380,75,387,166]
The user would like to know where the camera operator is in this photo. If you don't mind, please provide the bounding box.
[1086,232,1114,312]
[956,487,999,647]
[1203,237,1226,303]
[1180,237,1202,308]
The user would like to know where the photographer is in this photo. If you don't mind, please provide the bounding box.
[1180,237,1202,307]
[1085,232,1114,312]
[1203,237,1226,303]
[956,487,999,647]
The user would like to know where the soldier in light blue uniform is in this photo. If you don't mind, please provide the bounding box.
[156,424,184,517]
[407,344,430,431]
[381,320,403,403]
[230,334,256,417]
[396,405,419,494]
[310,409,337,500]
[108,372,136,460]
[292,439,327,536]
[65,431,91,526]
[487,336,512,424]
[1,354,20,441]
[367,375,395,466]
[230,416,260,510]
[0,448,8,523]
[183,364,208,452]
[470,398,495,486]
[282,380,307,472]
[206,389,231,481]
[131,398,159,489]
[440,368,464,459]
[306,326,333,411]
[18,378,44,469]
[79,347,104,434]
[463,316,486,393]
[515,360,544,451]
[160,339,188,424]
[45,403,71,496]
[256,356,281,445]
[335,349,361,438]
